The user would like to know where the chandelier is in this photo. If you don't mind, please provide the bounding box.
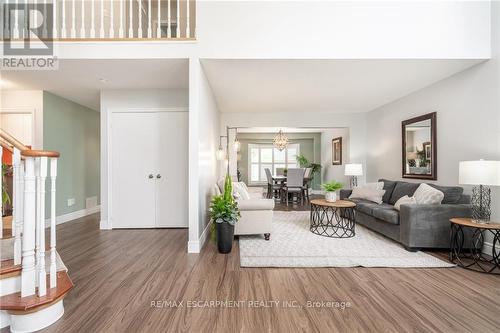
[273,130,289,151]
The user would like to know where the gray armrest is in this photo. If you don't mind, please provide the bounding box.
[399,204,471,248]
[237,199,275,211]
[340,189,353,200]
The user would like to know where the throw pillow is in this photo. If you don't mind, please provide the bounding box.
[413,183,444,205]
[233,182,250,200]
[394,195,417,211]
[349,185,386,204]
[364,182,384,190]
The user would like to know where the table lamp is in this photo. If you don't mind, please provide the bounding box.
[459,160,500,223]
[345,163,363,188]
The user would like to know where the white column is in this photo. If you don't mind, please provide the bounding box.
[175,0,179,38]
[52,0,57,38]
[147,0,151,38]
[21,157,36,297]
[90,0,96,38]
[109,0,114,37]
[185,0,189,38]
[137,0,142,38]
[80,0,85,37]
[49,158,58,288]
[167,0,170,37]
[118,0,124,37]
[13,149,23,265]
[36,157,48,297]
[99,0,104,37]
[70,0,76,37]
[128,0,133,37]
[156,0,160,37]
[61,0,67,38]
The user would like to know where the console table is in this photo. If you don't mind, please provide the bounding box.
[310,199,356,238]
[449,218,500,275]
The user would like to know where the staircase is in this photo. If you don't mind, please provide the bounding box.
[0,129,73,333]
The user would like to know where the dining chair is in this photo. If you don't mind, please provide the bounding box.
[265,168,283,199]
[302,167,313,202]
[282,168,306,205]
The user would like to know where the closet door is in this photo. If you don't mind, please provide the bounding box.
[155,112,189,228]
[111,112,158,228]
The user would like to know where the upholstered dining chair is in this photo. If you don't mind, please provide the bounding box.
[265,168,283,199]
[302,167,313,202]
[282,168,306,205]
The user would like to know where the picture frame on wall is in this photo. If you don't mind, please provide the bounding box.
[332,137,342,165]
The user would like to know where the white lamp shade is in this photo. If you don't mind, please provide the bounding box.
[345,163,363,176]
[459,160,500,186]
[216,148,226,161]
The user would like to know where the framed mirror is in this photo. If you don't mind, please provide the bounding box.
[402,112,437,180]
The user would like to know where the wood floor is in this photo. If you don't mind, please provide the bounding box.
[6,213,499,333]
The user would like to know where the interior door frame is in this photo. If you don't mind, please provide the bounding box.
[0,108,37,147]
[107,107,188,229]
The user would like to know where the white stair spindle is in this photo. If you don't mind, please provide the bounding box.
[50,158,58,288]
[128,0,133,37]
[156,0,160,37]
[99,0,104,37]
[147,0,151,38]
[0,146,2,239]
[14,0,19,39]
[109,0,114,37]
[23,0,28,39]
[90,0,96,38]
[21,157,36,297]
[36,157,48,297]
[80,0,85,37]
[33,0,38,31]
[61,0,67,38]
[176,0,179,38]
[185,0,189,38]
[167,0,170,38]
[43,0,48,38]
[70,0,76,37]
[118,0,124,38]
[137,0,142,38]
[52,0,57,38]
[4,0,10,39]
[13,149,23,265]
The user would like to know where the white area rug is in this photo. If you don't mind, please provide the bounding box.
[239,211,454,268]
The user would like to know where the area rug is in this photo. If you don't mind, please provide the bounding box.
[239,211,454,268]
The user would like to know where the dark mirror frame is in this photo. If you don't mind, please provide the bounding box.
[402,112,437,180]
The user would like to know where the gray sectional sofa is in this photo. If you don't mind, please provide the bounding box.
[340,179,472,251]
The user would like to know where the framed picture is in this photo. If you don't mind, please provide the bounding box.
[423,142,431,160]
[332,137,342,165]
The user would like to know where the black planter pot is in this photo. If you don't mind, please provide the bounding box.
[216,222,235,254]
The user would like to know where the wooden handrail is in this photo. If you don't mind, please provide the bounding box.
[0,137,14,154]
[21,150,60,158]
[0,129,28,151]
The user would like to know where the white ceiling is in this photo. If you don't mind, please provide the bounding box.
[201,59,484,113]
[1,59,189,110]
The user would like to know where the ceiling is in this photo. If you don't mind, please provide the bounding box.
[1,59,189,110]
[201,59,484,114]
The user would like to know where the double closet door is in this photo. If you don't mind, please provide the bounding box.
[111,111,188,228]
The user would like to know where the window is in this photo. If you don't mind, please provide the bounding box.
[248,144,300,184]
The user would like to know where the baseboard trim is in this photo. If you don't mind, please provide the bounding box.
[188,221,212,253]
[44,206,101,228]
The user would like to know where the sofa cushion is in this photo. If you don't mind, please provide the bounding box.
[379,179,397,203]
[237,198,275,211]
[349,199,381,215]
[394,195,417,211]
[371,206,400,225]
[389,181,420,205]
[428,184,464,204]
[349,184,385,204]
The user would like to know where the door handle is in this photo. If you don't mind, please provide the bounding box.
[156,174,162,179]
[148,174,154,179]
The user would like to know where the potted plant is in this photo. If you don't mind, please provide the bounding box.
[321,181,343,202]
[296,154,322,180]
[209,174,241,253]
[2,163,11,217]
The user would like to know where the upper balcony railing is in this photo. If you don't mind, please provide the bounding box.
[2,0,196,41]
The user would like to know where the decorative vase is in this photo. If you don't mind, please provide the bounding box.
[216,222,235,254]
[325,191,337,202]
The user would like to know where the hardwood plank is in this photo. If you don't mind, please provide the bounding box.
[4,212,494,333]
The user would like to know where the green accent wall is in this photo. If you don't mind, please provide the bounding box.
[43,91,100,216]
[236,133,322,190]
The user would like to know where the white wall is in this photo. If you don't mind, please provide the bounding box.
[365,1,500,251]
[320,128,350,186]
[196,63,221,249]
[0,90,44,149]
[99,89,189,230]
[221,112,367,185]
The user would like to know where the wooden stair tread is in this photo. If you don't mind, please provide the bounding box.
[1,215,13,239]
[0,271,73,312]
[0,259,21,279]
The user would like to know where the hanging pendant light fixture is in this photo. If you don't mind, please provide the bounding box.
[273,129,289,151]
[233,128,241,152]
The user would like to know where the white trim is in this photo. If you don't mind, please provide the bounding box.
[45,206,101,227]
[188,221,212,253]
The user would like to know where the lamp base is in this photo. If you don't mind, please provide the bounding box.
[349,176,358,189]
[471,185,491,222]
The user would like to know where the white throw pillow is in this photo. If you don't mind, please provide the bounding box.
[349,185,386,204]
[364,182,384,190]
[394,195,417,211]
[413,183,444,205]
[233,182,250,200]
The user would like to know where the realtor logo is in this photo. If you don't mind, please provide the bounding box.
[2,3,58,70]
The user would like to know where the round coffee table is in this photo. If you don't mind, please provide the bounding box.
[310,199,356,238]
[449,218,500,274]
